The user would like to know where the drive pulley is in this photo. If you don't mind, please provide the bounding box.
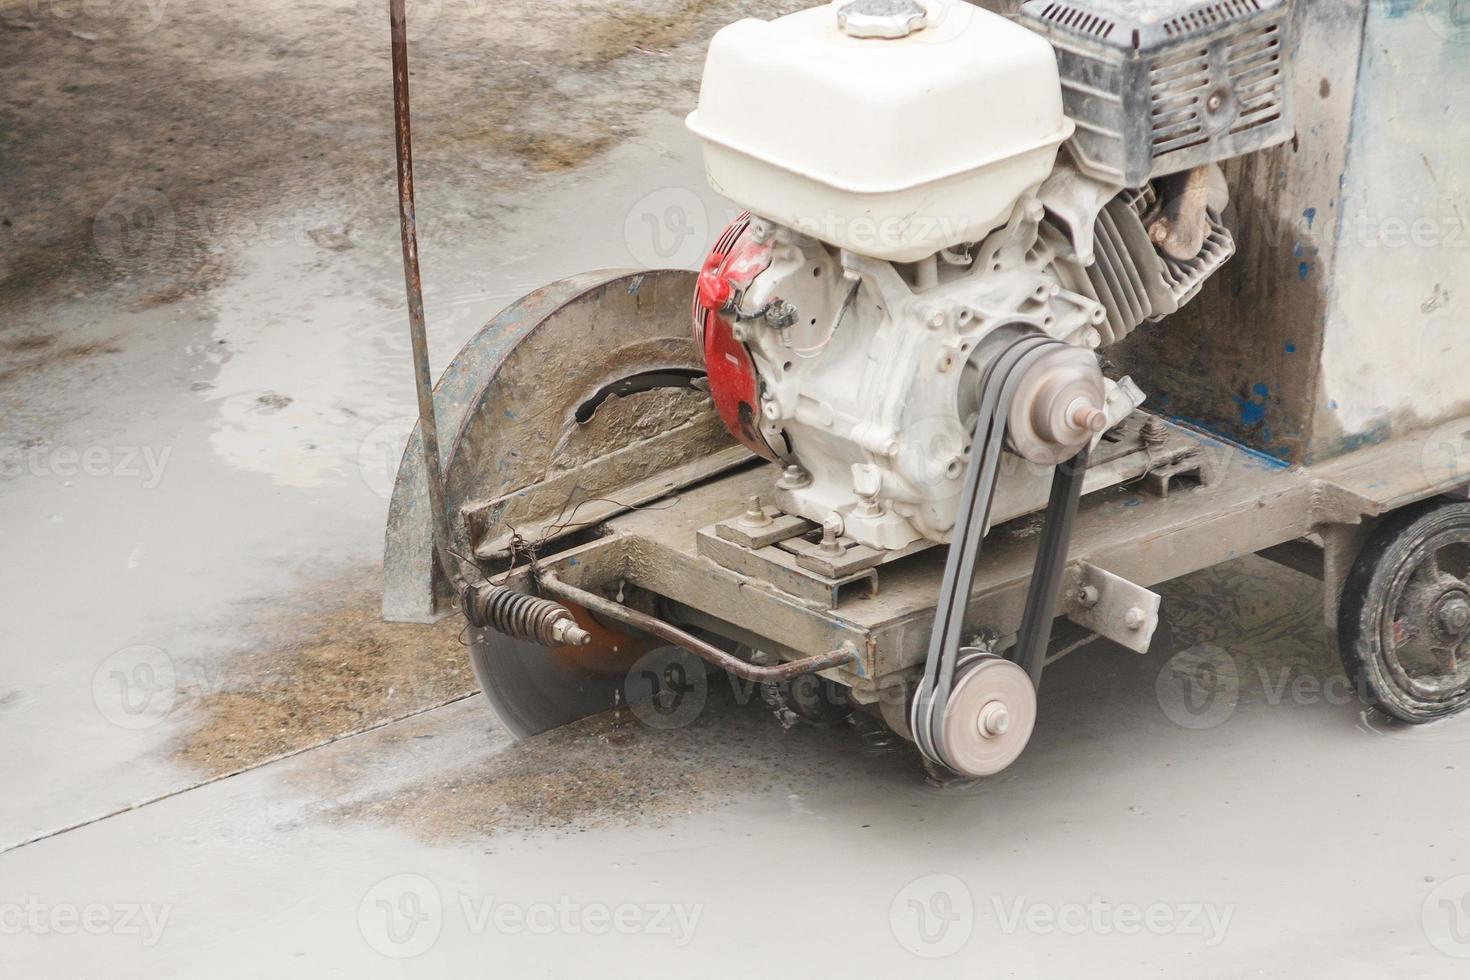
[910,334,1093,777]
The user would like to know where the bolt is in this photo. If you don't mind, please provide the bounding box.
[1124,607,1147,630]
[778,464,811,489]
[1140,416,1168,450]
[740,496,773,528]
[1078,585,1100,608]
[1439,597,1470,634]
[977,701,1011,738]
[819,514,845,555]
[1207,92,1225,112]
[550,618,592,646]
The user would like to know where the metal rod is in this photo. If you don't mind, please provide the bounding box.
[539,573,855,683]
[390,0,464,593]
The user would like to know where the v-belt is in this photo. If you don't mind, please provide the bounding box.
[910,333,1092,773]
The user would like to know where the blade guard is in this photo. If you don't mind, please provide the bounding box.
[384,269,745,623]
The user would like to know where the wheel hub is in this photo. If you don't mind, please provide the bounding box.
[1434,594,1470,637]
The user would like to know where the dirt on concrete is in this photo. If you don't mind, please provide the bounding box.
[0,334,124,385]
[0,0,803,316]
[171,567,476,777]
[328,688,915,841]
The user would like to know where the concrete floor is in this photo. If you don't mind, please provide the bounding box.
[3,2,1470,976]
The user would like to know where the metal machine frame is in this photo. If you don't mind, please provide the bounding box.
[382,0,1470,760]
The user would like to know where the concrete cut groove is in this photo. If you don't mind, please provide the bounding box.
[0,692,481,856]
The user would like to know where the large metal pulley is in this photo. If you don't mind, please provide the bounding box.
[935,651,1038,777]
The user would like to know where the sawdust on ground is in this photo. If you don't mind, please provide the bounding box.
[329,689,916,840]
[171,567,476,777]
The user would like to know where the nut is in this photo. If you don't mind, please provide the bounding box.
[777,464,811,489]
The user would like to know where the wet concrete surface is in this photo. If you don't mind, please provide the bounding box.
[4,0,1470,975]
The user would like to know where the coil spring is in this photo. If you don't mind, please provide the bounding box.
[463,584,577,646]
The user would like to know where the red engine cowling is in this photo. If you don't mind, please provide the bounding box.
[692,214,780,461]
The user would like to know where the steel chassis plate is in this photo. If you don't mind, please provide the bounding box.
[500,413,1470,701]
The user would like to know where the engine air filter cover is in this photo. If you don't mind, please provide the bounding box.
[1019,0,1293,187]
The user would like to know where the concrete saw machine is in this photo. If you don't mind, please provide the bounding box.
[384,0,1470,777]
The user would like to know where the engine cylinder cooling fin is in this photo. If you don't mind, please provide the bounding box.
[462,583,591,648]
[1075,185,1236,343]
[1157,210,1236,309]
[1087,200,1159,345]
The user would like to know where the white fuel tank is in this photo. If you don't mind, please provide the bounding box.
[687,0,1074,263]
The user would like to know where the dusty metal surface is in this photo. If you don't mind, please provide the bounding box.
[1313,1,1470,457]
[1067,561,1161,655]
[540,572,857,682]
[1093,1,1468,466]
[691,413,1206,610]
[390,0,462,597]
[1105,0,1369,465]
[383,269,747,622]
[519,412,1470,696]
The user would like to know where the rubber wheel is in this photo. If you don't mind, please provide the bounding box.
[1338,499,1470,723]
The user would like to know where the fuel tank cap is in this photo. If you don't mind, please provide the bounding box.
[836,0,929,38]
